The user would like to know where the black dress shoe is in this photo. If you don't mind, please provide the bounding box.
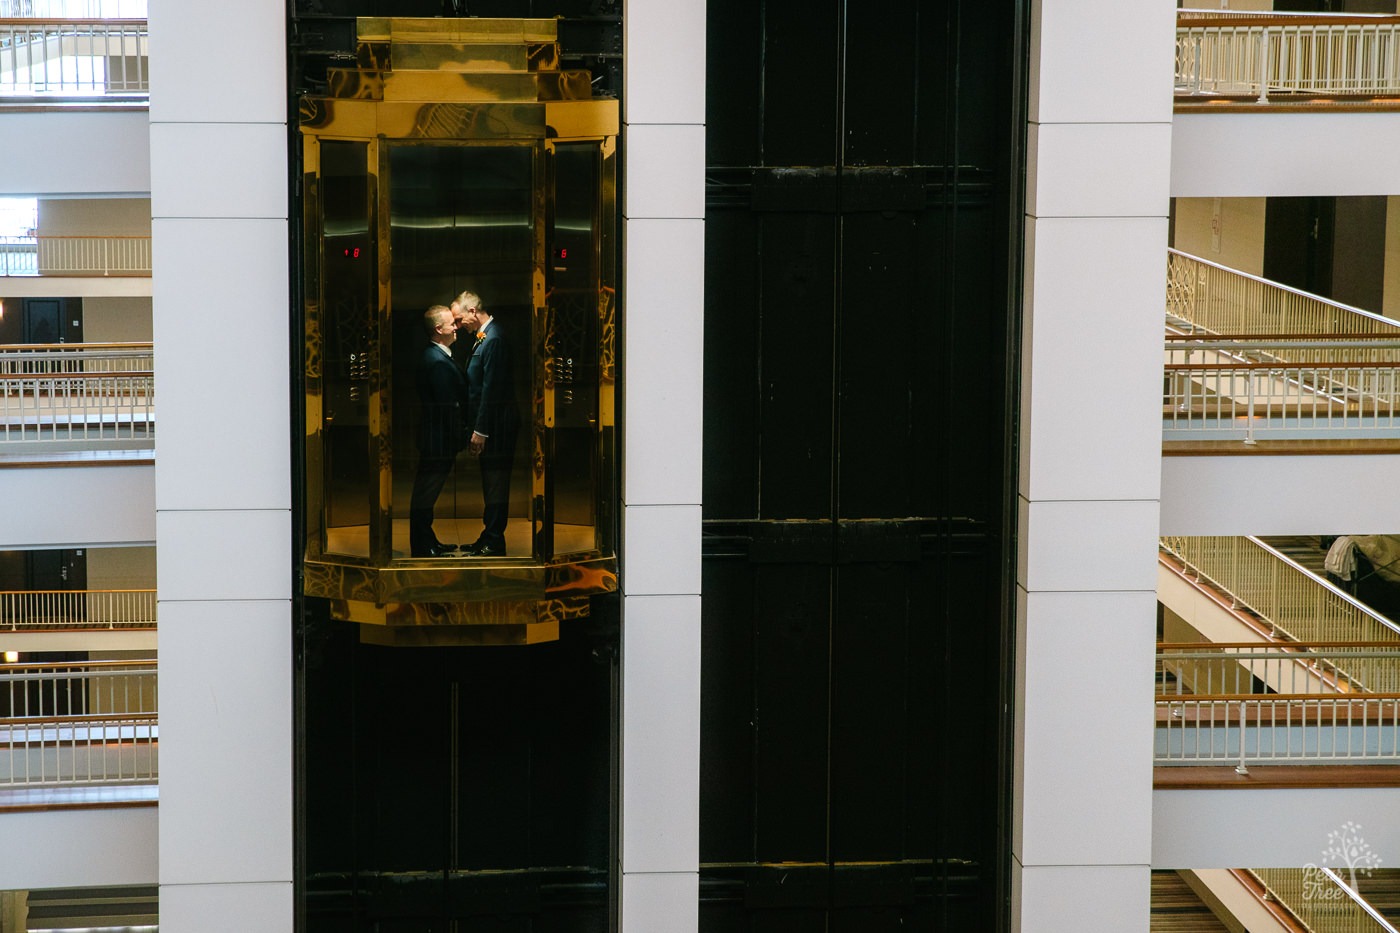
[412,543,458,557]
[463,542,506,557]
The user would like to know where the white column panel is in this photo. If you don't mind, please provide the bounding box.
[621,1,705,928]
[621,595,700,873]
[148,0,286,125]
[622,219,704,506]
[1020,216,1167,502]
[151,218,290,511]
[623,0,705,125]
[155,510,291,602]
[1014,590,1156,866]
[0,806,157,889]
[0,464,153,548]
[1013,863,1149,933]
[1018,498,1160,593]
[148,123,288,219]
[1161,454,1400,535]
[1030,0,1176,125]
[622,505,702,596]
[623,124,706,219]
[620,871,698,933]
[157,599,292,884]
[1028,122,1172,219]
[149,1,290,923]
[1172,112,1400,199]
[161,881,293,933]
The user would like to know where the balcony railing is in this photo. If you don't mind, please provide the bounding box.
[1159,642,1400,696]
[1167,250,1400,340]
[0,658,156,787]
[1157,693,1400,766]
[0,17,148,96]
[0,588,155,630]
[0,341,153,446]
[1161,537,1400,646]
[1252,868,1398,933]
[1176,11,1400,100]
[0,235,152,276]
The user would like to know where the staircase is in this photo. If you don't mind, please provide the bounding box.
[1150,870,1231,932]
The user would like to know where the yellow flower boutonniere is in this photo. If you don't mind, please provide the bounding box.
[475,330,486,342]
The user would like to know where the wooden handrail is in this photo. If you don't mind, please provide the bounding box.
[0,587,155,595]
[1160,641,1400,650]
[0,711,157,727]
[0,342,152,351]
[1165,333,1400,342]
[1179,13,1400,28]
[0,17,146,26]
[1164,360,1400,371]
[0,370,153,380]
[0,659,155,673]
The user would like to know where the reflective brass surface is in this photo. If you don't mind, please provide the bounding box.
[300,17,618,645]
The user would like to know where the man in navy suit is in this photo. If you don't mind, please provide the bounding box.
[409,304,469,557]
[454,290,519,557]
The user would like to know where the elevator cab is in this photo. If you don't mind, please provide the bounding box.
[299,17,617,646]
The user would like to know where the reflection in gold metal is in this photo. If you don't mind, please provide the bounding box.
[301,18,618,646]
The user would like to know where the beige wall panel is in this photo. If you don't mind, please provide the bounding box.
[86,545,157,590]
[37,197,152,236]
[1173,197,1265,275]
[83,297,153,342]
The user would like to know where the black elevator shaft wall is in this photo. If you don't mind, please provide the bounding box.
[701,0,1022,930]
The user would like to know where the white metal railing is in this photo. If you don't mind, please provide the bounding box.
[0,342,152,375]
[1161,537,1400,646]
[0,2,147,16]
[1176,13,1400,100]
[0,17,148,96]
[1166,250,1400,340]
[0,658,156,787]
[0,235,152,275]
[0,588,155,630]
[1252,868,1398,933]
[1163,352,1400,442]
[1159,643,1400,696]
[0,370,154,443]
[1156,694,1400,766]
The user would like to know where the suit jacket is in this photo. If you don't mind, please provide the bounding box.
[464,322,519,443]
[416,342,468,457]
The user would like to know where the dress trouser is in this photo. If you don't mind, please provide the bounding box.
[409,453,454,553]
[477,433,516,549]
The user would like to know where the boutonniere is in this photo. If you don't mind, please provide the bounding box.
[475,331,486,342]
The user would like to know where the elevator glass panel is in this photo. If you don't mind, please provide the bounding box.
[319,140,373,557]
[387,144,535,559]
[548,143,600,556]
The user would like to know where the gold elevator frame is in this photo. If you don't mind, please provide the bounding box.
[299,18,619,646]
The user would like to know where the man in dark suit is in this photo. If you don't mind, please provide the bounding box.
[455,291,519,557]
[409,304,469,557]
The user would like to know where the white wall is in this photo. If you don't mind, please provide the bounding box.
[0,465,153,549]
[0,112,150,197]
[37,197,151,236]
[1016,0,1176,929]
[148,0,292,929]
[1161,454,1400,535]
[1173,112,1400,198]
